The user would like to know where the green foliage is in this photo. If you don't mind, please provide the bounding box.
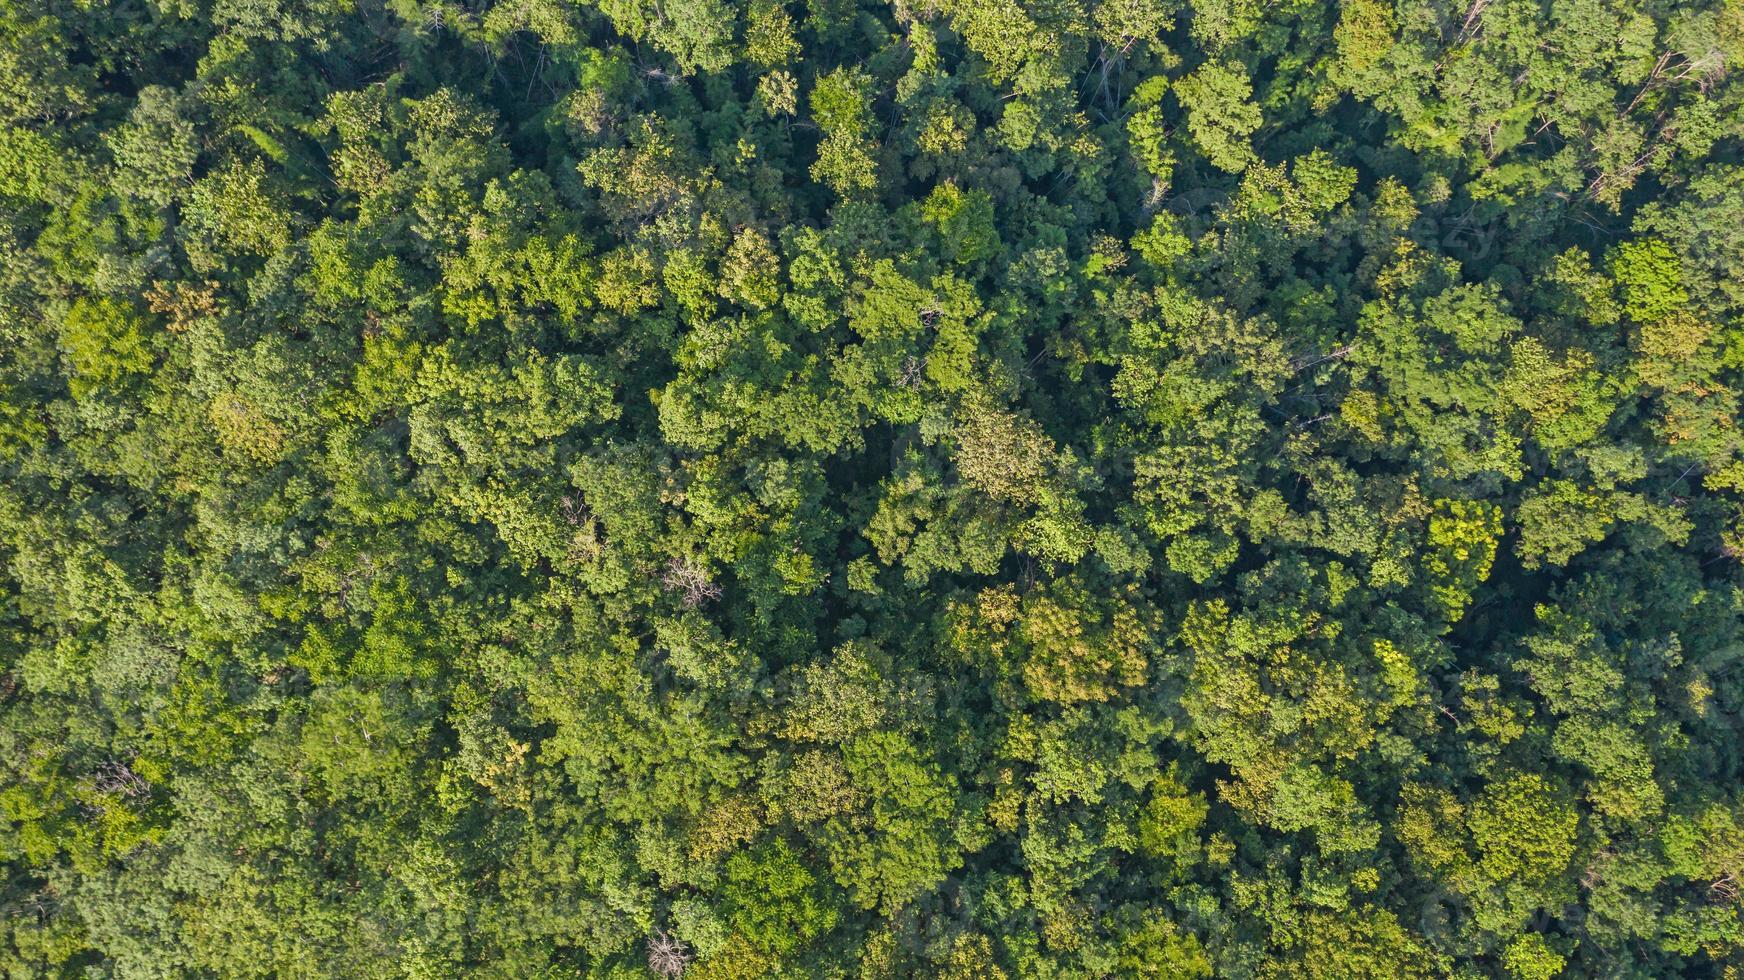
[1174,61,1262,173]
[3,0,1743,975]
[720,837,839,956]
[56,297,153,398]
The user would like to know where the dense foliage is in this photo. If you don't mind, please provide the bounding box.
[2,0,1743,975]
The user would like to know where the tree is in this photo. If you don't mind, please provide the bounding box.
[1174,61,1262,173]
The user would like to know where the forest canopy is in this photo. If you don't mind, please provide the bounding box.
[2,0,1744,975]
